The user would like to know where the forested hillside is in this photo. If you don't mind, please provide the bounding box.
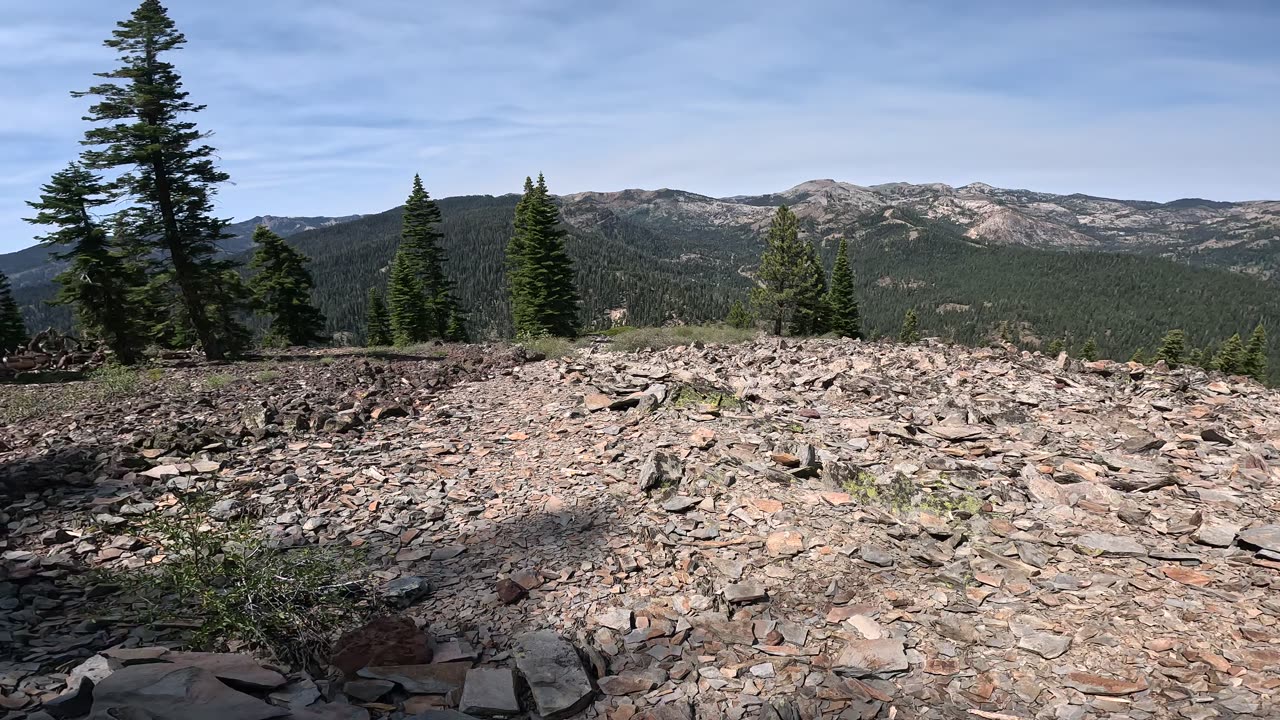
[8,191,1278,383]
[256,196,1278,382]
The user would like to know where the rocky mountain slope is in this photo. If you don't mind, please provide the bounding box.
[565,178,1280,278]
[564,179,1280,279]
[2,337,1278,718]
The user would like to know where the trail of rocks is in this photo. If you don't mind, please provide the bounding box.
[3,338,1280,719]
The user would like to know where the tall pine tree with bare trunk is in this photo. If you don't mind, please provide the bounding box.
[74,0,248,360]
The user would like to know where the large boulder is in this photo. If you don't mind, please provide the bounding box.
[331,615,431,677]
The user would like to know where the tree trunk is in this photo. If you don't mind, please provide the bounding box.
[150,158,224,361]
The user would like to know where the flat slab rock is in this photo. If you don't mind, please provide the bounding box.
[87,664,287,720]
[832,638,909,678]
[723,581,767,604]
[1073,532,1147,557]
[357,663,469,695]
[512,631,595,720]
[1238,524,1280,553]
[457,668,519,717]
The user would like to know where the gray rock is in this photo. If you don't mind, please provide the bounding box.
[208,499,241,521]
[1193,520,1240,548]
[67,655,114,688]
[1238,524,1280,553]
[833,638,909,678]
[1073,533,1147,558]
[457,668,519,717]
[859,545,895,567]
[596,607,633,632]
[382,576,431,608]
[357,664,468,695]
[1017,632,1072,659]
[661,496,700,513]
[44,677,94,720]
[87,664,287,720]
[723,581,767,604]
[161,652,287,691]
[410,712,482,720]
[597,668,667,695]
[342,678,395,702]
[638,451,683,492]
[513,631,595,720]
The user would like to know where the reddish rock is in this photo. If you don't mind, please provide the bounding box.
[1064,671,1148,695]
[765,529,805,557]
[496,578,528,604]
[331,615,430,678]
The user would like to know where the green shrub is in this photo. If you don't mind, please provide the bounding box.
[607,325,756,353]
[204,373,234,390]
[519,335,575,359]
[254,370,281,383]
[90,364,141,398]
[110,494,379,669]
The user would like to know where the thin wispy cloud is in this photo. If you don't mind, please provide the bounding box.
[1,0,1277,252]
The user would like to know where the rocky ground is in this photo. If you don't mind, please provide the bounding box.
[2,338,1279,720]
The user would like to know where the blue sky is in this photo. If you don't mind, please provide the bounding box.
[2,0,1278,252]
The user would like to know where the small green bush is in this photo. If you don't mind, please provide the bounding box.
[111,494,379,669]
[520,335,575,359]
[607,325,756,353]
[254,370,281,383]
[90,364,141,398]
[204,373,234,390]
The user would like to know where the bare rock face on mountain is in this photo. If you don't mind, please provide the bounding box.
[561,179,1280,279]
[3,338,1280,719]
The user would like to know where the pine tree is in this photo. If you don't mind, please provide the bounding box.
[899,309,920,343]
[1186,347,1203,368]
[24,163,149,363]
[365,289,392,347]
[506,177,537,336]
[1242,324,1267,382]
[387,249,429,345]
[384,174,465,344]
[74,0,247,360]
[826,237,861,339]
[1129,347,1146,364]
[726,300,753,330]
[248,226,327,346]
[1215,333,1245,374]
[1080,337,1099,362]
[1046,337,1065,356]
[1195,344,1216,370]
[751,206,810,335]
[506,174,579,337]
[789,240,829,336]
[1154,329,1186,367]
[998,321,1014,345]
[445,302,470,343]
[0,271,28,354]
